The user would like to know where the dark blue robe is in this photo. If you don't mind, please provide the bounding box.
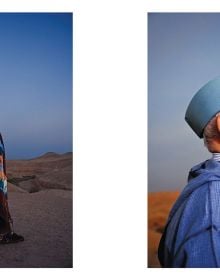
[158,159,220,268]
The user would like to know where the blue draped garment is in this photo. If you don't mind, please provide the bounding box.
[158,159,220,268]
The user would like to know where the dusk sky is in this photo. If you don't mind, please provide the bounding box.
[148,13,220,192]
[0,13,72,160]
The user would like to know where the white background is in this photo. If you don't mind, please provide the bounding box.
[1,0,220,279]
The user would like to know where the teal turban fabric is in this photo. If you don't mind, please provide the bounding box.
[185,77,220,138]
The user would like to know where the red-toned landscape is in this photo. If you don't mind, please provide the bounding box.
[148,191,179,268]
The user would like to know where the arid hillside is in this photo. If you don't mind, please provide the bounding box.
[148,191,179,268]
[6,151,72,193]
[0,151,72,268]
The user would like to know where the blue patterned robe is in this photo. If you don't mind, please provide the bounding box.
[158,159,220,268]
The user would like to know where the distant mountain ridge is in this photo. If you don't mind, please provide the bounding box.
[28,151,72,160]
[36,152,59,158]
[6,151,72,193]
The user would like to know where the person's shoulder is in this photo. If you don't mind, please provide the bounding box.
[190,160,207,171]
[182,180,220,228]
[185,182,209,208]
[175,183,210,230]
[187,160,208,181]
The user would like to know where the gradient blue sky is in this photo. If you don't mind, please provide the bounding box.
[148,13,220,192]
[0,13,72,160]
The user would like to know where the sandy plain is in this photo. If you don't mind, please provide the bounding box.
[0,152,72,268]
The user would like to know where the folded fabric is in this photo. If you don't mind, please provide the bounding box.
[158,159,220,267]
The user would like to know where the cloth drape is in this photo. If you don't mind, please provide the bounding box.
[158,159,220,268]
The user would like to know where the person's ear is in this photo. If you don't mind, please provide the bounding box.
[216,114,220,133]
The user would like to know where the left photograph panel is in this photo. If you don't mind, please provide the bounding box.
[0,13,72,268]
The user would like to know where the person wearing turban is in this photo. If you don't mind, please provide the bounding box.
[0,133,24,244]
[158,77,220,267]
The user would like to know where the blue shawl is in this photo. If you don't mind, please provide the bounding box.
[158,159,220,268]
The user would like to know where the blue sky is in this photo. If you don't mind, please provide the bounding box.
[148,13,220,192]
[0,13,72,159]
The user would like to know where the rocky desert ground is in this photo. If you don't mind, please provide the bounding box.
[0,151,72,268]
[148,191,179,268]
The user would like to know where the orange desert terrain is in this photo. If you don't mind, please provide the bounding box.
[148,191,179,268]
[1,151,72,268]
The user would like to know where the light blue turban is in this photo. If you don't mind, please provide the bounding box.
[185,77,220,138]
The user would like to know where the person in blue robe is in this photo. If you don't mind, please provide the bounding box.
[0,133,24,244]
[158,77,220,268]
